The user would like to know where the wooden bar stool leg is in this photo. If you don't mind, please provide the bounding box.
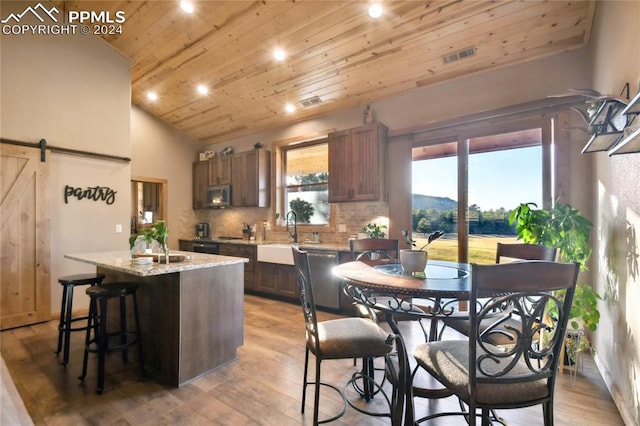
[55,284,69,358]
[132,291,144,374]
[61,284,75,366]
[97,297,108,395]
[119,295,129,364]
[79,297,96,382]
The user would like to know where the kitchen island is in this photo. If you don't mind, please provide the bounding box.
[65,251,248,387]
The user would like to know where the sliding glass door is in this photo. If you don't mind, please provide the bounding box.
[412,128,546,264]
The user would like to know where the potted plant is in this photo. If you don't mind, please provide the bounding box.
[129,220,170,264]
[399,230,444,275]
[509,201,600,361]
[152,220,170,264]
[362,223,387,239]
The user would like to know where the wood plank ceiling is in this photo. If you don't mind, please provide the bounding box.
[59,0,595,145]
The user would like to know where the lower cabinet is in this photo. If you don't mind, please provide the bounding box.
[219,243,256,291]
[256,262,298,299]
[178,240,194,251]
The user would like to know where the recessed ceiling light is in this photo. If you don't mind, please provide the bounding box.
[285,103,296,113]
[180,1,194,14]
[368,4,383,19]
[147,91,158,101]
[197,84,208,95]
[273,48,286,61]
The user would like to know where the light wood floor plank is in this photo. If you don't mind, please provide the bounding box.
[0,294,623,425]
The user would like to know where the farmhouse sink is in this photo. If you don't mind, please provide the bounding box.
[256,243,295,265]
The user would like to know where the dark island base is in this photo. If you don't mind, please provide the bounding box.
[98,263,244,387]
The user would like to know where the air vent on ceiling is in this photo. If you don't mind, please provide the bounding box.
[299,96,322,108]
[443,46,477,64]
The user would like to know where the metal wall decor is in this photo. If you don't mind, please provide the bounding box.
[64,185,117,205]
[580,83,640,155]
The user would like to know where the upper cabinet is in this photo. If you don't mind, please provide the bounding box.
[208,156,231,186]
[328,122,388,203]
[192,161,209,209]
[231,149,271,207]
[193,149,270,209]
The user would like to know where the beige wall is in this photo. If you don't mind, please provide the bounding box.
[200,48,590,243]
[1,2,132,314]
[589,2,640,424]
[130,106,202,247]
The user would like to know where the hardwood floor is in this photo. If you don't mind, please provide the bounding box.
[0,295,624,426]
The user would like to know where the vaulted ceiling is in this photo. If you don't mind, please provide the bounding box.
[60,1,595,145]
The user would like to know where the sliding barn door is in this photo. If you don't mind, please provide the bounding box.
[0,144,51,329]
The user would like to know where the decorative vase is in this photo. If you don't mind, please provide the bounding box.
[162,242,169,264]
[399,249,427,275]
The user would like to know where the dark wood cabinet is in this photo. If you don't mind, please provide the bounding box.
[178,239,194,251]
[218,243,256,291]
[194,150,270,209]
[231,149,270,207]
[256,262,298,299]
[208,156,231,186]
[142,182,160,212]
[192,161,209,209]
[328,122,388,202]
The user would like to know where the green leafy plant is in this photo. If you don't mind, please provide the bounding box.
[362,223,387,238]
[401,229,444,251]
[130,220,170,262]
[289,198,315,223]
[509,202,601,332]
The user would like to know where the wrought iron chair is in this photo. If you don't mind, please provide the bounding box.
[411,260,579,425]
[442,243,558,344]
[292,247,394,425]
[350,238,399,266]
[349,238,430,340]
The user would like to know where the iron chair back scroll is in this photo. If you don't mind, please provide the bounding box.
[292,247,394,425]
[350,238,399,265]
[411,260,579,425]
[442,243,558,343]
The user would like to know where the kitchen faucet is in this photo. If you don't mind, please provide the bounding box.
[286,211,298,243]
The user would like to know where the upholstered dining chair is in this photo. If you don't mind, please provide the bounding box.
[349,238,431,341]
[292,247,394,425]
[411,260,579,425]
[441,243,558,344]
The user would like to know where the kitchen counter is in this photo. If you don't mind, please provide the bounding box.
[65,250,245,387]
[180,238,351,252]
[65,250,247,277]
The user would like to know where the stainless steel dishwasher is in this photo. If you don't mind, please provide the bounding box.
[306,250,341,310]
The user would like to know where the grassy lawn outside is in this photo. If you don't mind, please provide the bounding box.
[411,234,519,264]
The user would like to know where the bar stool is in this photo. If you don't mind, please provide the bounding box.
[79,282,144,394]
[56,273,106,366]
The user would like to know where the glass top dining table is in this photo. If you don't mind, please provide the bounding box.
[332,260,473,426]
[332,259,471,299]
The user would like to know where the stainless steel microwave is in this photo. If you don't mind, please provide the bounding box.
[207,185,231,208]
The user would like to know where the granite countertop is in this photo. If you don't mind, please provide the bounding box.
[180,237,350,252]
[65,250,248,277]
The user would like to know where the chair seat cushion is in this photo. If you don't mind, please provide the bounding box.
[309,317,393,360]
[413,340,549,406]
[443,316,525,346]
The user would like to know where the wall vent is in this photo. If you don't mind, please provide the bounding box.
[299,96,322,107]
[443,46,477,64]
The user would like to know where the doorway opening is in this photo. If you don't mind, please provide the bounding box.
[131,176,168,235]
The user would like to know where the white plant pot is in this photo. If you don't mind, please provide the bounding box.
[399,249,427,275]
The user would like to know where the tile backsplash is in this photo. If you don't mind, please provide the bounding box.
[182,202,389,245]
